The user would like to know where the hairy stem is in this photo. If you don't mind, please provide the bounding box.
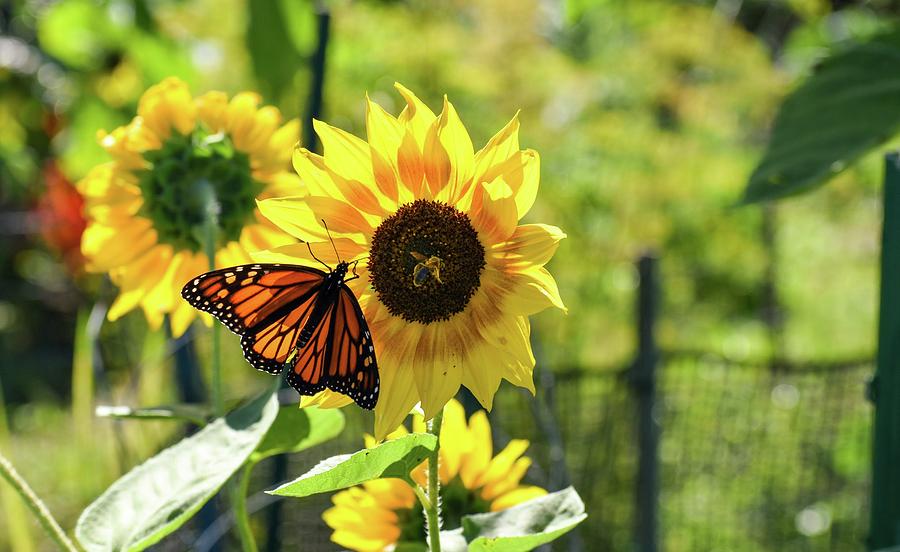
[0,452,79,552]
[424,408,444,552]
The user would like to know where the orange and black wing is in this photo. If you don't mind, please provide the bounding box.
[284,284,379,409]
[181,263,326,375]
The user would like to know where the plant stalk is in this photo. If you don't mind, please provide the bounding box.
[201,184,224,418]
[0,452,79,552]
[424,407,444,552]
[232,465,258,552]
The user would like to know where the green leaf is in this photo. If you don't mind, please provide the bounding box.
[268,433,437,498]
[245,0,303,100]
[249,406,345,463]
[742,30,900,203]
[75,391,278,552]
[461,487,587,551]
[94,404,210,426]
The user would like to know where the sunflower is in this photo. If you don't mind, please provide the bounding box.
[256,84,565,437]
[323,399,547,552]
[79,77,301,336]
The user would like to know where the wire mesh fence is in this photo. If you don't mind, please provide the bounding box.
[490,354,873,552]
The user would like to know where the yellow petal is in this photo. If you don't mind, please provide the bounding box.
[82,218,156,272]
[490,485,547,511]
[424,96,474,199]
[169,298,197,337]
[472,111,520,187]
[504,266,567,315]
[397,129,425,196]
[313,119,378,190]
[476,149,540,219]
[195,90,229,132]
[474,439,529,489]
[374,356,420,440]
[366,94,403,202]
[491,224,566,271]
[474,310,535,373]
[437,398,468,482]
[459,410,492,489]
[395,82,437,148]
[302,195,374,237]
[137,77,196,140]
[301,390,354,409]
[413,327,463,421]
[226,92,262,151]
[470,177,518,245]
[295,146,389,217]
[460,344,505,411]
[252,238,365,266]
[482,457,532,501]
[257,196,340,243]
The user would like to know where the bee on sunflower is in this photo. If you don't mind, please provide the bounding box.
[255,83,566,439]
[78,77,301,336]
[323,399,547,552]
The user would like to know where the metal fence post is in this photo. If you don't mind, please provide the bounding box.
[629,254,660,552]
[869,153,900,550]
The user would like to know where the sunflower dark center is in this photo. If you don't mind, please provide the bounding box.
[135,129,263,253]
[368,199,485,324]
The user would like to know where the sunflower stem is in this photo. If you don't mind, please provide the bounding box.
[0,452,80,552]
[231,465,258,552]
[424,407,444,552]
[200,182,224,418]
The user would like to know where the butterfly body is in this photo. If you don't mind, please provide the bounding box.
[181,261,379,409]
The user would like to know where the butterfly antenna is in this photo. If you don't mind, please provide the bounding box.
[321,219,342,262]
[306,241,331,271]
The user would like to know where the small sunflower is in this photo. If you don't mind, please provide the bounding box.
[323,399,547,552]
[79,77,301,336]
[256,84,565,437]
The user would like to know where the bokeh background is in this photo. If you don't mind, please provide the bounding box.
[0,0,891,550]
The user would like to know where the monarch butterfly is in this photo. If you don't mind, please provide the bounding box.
[180,251,379,409]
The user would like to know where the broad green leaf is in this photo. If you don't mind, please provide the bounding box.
[461,487,587,551]
[249,406,345,463]
[95,404,210,427]
[75,391,278,552]
[269,433,437,498]
[246,0,302,101]
[742,30,900,203]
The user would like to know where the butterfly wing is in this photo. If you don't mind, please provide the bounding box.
[285,283,379,409]
[324,284,379,409]
[181,264,326,374]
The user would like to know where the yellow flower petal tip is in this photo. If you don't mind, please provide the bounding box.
[78,78,300,336]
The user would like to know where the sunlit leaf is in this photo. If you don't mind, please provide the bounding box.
[249,405,344,463]
[268,433,437,498]
[461,487,587,551]
[742,30,900,203]
[75,391,278,552]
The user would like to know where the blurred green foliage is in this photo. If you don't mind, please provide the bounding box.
[0,0,896,549]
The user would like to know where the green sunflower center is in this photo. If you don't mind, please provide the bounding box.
[368,199,485,324]
[397,478,492,544]
[136,129,263,253]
